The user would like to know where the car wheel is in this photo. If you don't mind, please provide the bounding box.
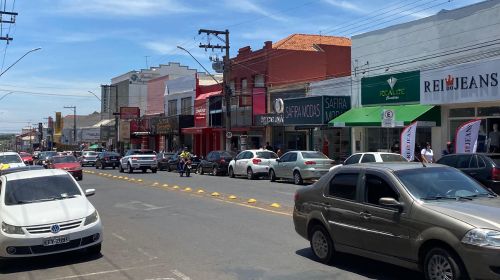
[127,164,133,174]
[119,164,124,173]
[198,165,204,175]
[294,171,303,185]
[228,167,235,178]
[247,167,254,180]
[269,169,277,182]
[424,247,466,280]
[167,165,172,172]
[310,224,334,264]
[152,168,157,174]
[112,166,116,170]
[87,243,101,255]
[78,176,83,181]
[212,166,218,176]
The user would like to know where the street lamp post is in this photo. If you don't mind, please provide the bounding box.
[0,48,41,78]
[64,106,77,146]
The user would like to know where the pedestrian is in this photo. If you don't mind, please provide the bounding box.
[421,142,434,163]
[265,142,272,151]
[442,141,453,156]
[390,141,400,153]
[488,123,500,153]
[277,148,283,157]
[322,137,329,157]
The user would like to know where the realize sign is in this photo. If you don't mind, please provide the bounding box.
[382,109,395,128]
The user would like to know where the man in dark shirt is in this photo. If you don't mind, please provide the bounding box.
[489,123,500,153]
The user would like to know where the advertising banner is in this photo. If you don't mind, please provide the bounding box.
[283,96,350,125]
[455,119,482,153]
[400,122,417,161]
[81,128,100,141]
[255,113,284,126]
[194,99,207,127]
[420,58,499,105]
[361,71,420,105]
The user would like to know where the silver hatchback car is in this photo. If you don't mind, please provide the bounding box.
[269,151,334,185]
[294,162,500,280]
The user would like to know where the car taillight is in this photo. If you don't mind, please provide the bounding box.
[492,167,500,181]
[132,157,138,160]
[220,159,225,164]
[304,161,316,165]
[252,158,261,164]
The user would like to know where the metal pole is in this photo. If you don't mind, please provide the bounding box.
[224,29,231,152]
[0,48,41,78]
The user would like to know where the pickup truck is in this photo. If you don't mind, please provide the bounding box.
[119,149,158,173]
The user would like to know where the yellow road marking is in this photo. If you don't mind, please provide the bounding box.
[247,198,257,203]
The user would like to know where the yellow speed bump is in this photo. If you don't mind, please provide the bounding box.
[184,187,192,192]
[113,176,118,178]
[129,178,136,181]
[270,203,281,208]
[247,198,257,204]
[137,179,143,182]
[173,185,180,189]
[162,184,169,187]
[118,176,123,179]
[153,182,159,186]
[228,195,237,200]
[197,189,205,194]
[211,192,220,197]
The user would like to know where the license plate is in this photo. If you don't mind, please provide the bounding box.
[43,235,69,246]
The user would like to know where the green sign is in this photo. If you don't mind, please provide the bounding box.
[361,71,420,105]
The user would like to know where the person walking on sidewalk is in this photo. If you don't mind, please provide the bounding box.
[421,142,434,163]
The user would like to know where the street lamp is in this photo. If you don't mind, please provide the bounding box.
[0,91,14,101]
[88,90,101,101]
[0,48,41,78]
[176,46,221,85]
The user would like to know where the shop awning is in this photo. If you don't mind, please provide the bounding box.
[196,91,222,101]
[88,144,100,149]
[329,104,440,127]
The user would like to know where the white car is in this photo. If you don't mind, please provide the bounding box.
[0,167,102,259]
[329,152,407,171]
[228,149,278,180]
[0,152,26,169]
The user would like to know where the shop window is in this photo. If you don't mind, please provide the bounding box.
[478,107,500,117]
[328,173,358,200]
[449,108,475,118]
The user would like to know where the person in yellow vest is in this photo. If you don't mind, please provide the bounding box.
[0,163,10,170]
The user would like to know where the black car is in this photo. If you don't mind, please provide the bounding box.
[95,152,121,169]
[157,152,175,171]
[437,153,500,193]
[166,153,201,172]
[197,150,235,176]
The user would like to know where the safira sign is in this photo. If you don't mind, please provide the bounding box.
[283,96,350,125]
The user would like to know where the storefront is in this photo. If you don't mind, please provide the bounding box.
[278,95,351,160]
[420,57,500,153]
[151,115,194,152]
[331,71,441,153]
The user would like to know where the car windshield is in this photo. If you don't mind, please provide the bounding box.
[256,151,278,159]
[0,155,22,164]
[395,167,491,200]
[301,151,328,159]
[53,156,77,163]
[380,154,407,162]
[5,174,82,205]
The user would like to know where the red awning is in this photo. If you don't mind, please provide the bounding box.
[196,91,222,101]
[181,127,212,134]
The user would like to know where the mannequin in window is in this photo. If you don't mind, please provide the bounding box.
[489,123,500,153]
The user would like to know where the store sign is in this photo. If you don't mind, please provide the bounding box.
[420,58,500,105]
[194,99,206,127]
[284,96,351,125]
[361,71,420,105]
[81,128,100,141]
[255,113,284,126]
[120,107,140,120]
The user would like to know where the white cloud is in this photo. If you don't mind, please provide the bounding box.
[52,0,196,16]
[323,0,365,13]
[224,0,289,22]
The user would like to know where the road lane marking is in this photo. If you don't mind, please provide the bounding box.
[112,232,126,241]
[171,269,191,280]
[47,263,168,280]
[137,247,158,260]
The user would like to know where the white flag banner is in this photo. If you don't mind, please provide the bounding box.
[455,119,482,153]
[400,122,417,161]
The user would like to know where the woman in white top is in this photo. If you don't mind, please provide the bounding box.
[421,142,434,163]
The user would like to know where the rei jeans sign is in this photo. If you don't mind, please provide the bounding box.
[420,58,499,105]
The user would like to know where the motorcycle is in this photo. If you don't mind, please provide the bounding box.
[179,158,192,177]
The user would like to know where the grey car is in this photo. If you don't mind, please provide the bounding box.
[293,162,500,280]
[269,151,334,185]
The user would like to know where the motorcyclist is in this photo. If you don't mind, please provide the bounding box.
[178,147,191,176]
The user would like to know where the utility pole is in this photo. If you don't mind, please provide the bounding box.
[101,85,118,152]
[64,106,77,146]
[0,10,17,42]
[198,29,231,151]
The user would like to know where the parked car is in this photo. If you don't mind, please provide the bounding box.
[35,151,58,168]
[332,152,407,170]
[18,152,34,165]
[293,162,500,280]
[228,149,278,180]
[47,155,83,181]
[79,151,99,167]
[95,152,121,169]
[269,151,334,185]
[119,149,158,173]
[0,152,26,169]
[437,153,500,193]
[197,150,236,176]
[165,153,201,172]
[0,166,102,259]
[157,152,175,171]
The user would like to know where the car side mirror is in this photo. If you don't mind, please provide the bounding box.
[379,197,403,212]
[276,158,281,162]
[85,189,96,197]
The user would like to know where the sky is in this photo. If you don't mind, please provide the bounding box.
[0,0,484,133]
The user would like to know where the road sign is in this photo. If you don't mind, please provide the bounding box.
[382,109,395,128]
[226,132,232,139]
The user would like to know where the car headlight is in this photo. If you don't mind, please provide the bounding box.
[1,222,24,235]
[84,210,99,226]
[462,228,500,248]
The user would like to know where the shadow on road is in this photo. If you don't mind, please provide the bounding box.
[0,251,102,274]
[295,248,424,280]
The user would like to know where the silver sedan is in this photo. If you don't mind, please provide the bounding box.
[269,151,335,185]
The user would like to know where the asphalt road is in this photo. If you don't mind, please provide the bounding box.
[0,168,425,280]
